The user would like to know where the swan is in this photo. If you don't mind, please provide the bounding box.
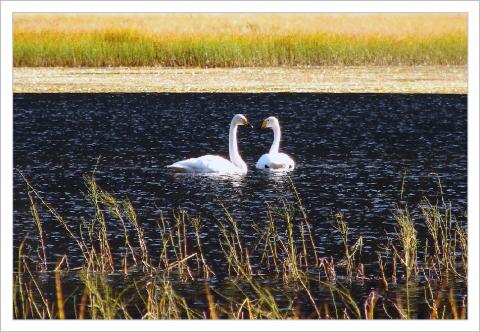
[256,116,295,171]
[167,114,251,174]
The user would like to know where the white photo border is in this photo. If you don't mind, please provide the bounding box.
[1,1,479,331]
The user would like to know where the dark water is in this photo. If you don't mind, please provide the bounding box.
[13,93,467,318]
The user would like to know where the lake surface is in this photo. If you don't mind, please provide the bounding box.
[13,93,467,318]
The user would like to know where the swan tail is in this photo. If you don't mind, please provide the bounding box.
[166,162,192,172]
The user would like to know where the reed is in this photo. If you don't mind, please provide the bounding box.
[27,191,47,272]
[141,278,200,319]
[13,14,466,67]
[218,205,253,278]
[319,281,362,319]
[254,204,280,273]
[80,272,132,319]
[13,171,467,319]
[421,197,467,279]
[55,270,65,319]
[85,175,115,272]
[333,212,364,281]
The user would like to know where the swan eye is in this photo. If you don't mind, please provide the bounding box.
[265,165,269,169]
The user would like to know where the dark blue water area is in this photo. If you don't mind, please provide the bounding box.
[13,93,467,274]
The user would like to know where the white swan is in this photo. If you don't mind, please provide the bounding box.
[167,114,251,175]
[256,116,295,172]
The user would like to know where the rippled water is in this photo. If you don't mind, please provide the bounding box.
[13,93,467,317]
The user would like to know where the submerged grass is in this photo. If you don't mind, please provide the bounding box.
[13,14,466,67]
[14,170,467,319]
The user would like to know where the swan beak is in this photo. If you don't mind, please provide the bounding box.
[243,118,253,128]
[260,119,267,129]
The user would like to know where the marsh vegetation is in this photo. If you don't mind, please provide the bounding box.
[13,14,466,67]
[14,171,467,319]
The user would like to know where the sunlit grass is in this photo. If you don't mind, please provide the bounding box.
[13,14,467,67]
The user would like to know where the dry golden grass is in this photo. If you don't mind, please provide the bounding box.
[14,13,466,37]
[13,14,467,67]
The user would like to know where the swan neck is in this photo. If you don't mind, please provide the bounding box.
[229,122,247,172]
[269,123,281,154]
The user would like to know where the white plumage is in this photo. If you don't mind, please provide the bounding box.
[256,152,295,171]
[256,116,295,172]
[167,114,251,175]
[168,155,243,174]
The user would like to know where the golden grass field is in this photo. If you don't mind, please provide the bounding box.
[14,13,466,37]
[14,14,467,67]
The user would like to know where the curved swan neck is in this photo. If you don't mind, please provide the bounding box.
[229,122,247,172]
[269,122,281,154]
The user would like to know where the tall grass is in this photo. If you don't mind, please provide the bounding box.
[14,171,467,319]
[13,14,467,67]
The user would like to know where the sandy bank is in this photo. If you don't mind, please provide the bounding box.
[13,66,467,94]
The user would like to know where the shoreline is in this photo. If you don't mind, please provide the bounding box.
[13,66,467,94]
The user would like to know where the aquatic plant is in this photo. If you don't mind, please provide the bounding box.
[13,171,467,319]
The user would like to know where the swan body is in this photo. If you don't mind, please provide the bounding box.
[167,114,251,175]
[256,152,295,171]
[168,155,243,174]
[256,116,295,172]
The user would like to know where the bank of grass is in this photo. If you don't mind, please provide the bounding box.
[13,14,467,67]
[14,170,467,319]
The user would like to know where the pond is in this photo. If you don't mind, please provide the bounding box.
[13,93,467,319]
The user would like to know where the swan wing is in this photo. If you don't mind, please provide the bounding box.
[256,153,295,171]
[167,155,241,174]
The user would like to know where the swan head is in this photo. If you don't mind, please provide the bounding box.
[232,114,252,127]
[260,116,279,129]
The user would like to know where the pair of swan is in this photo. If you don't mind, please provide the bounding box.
[167,114,295,175]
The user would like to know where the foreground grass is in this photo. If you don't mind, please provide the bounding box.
[14,171,467,319]
[13,14,467,67]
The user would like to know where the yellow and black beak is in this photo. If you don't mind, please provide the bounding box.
[260,119,267,129]
[243,117,253,128]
